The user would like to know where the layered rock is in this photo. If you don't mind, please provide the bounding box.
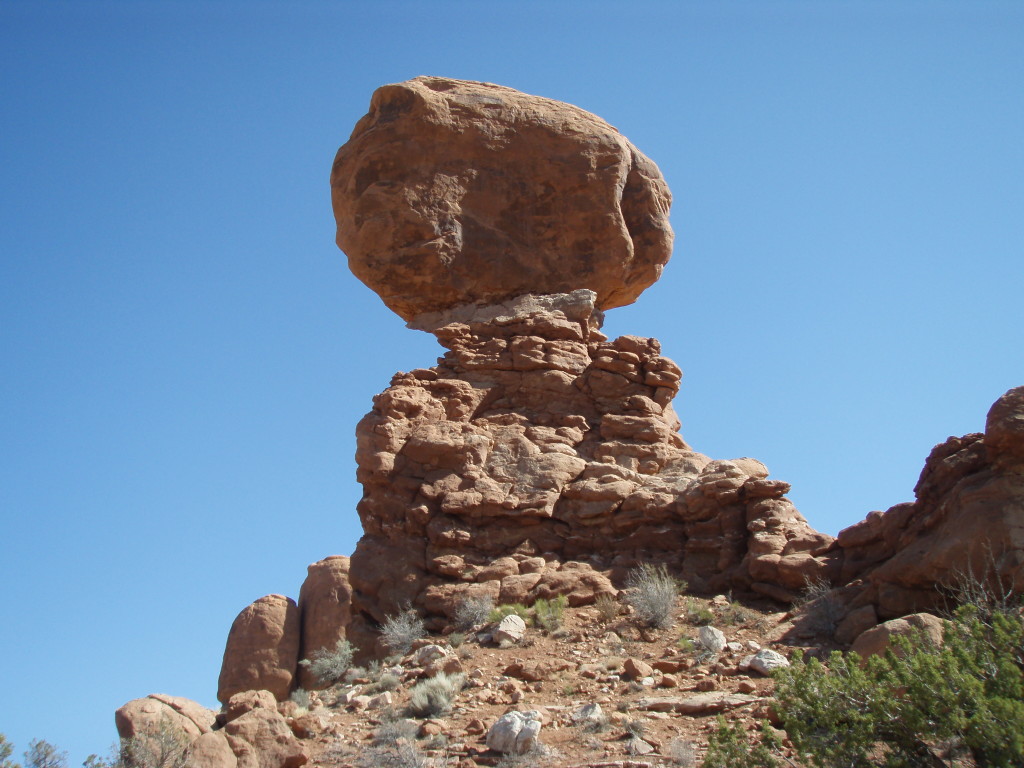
[346,289,830,651]
[330,76,672,321]
[833,385,1024,620]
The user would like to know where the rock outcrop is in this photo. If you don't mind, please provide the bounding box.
[344,287,831,650]
[296,556,352,690]
[330,76,673,322]
[831,385,1024,620]
[218,595,301,704]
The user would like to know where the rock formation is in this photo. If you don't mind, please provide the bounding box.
[829,384,1024,620]
[331,77,830,653]
[330,76,673,321]
[116,77,1024,768]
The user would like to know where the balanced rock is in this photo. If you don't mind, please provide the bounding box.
[331,76,673,322]
[218,594,300,704]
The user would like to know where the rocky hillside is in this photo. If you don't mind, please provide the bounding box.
[114,77,1024,768]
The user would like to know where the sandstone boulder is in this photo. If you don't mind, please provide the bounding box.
[115,695,217,767]
[850,612,946,661]
[297,556,352,690]
[223,708,307,768]
[331,76,673,322]
[218,595,301,704]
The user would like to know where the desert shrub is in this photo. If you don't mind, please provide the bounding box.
[1,735,20,768]
[407,672,465,717]
[595,593,619,622]
[299,638,357,686]
[371,673,402,693]
[772,604,1024,767]
[676,636,695,654]
[624,563,680,629]
[453,594,494,630]
[289,687,311,710]
[22,742,66,768]
[703,717,781,768]
[718,600,756,626]
[667,737,697,767]
[683,598,714,626]
[356,734,424,768]
[118,715,189,768]
[795,576,842,637]
[448,631,466,648]
[371,717,419,746]
[381,610,425,656]
[533,595,568,631]
[488,603,530,623]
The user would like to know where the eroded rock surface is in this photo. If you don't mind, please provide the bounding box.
[833,385,1024,620]
[297,556,352,690]
[331,76,673,322]
[218,595,301,704]
[346,289,830,651]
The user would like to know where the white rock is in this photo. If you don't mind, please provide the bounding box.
[412,644,453,666]
[746,640,762,652]
[726,642,744,654]
[698,626,727,653]
[750,649,790,676]
[571,702,604,727]
[486,710,542,754]
[367,691,393,709]
[493,614,527,644]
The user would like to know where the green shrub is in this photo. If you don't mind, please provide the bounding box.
[773,604,1024,767]
[624,563,681,629]
[703,717,781,768]
[533,595,568,631]
[23,742,66,768]
[299,639,357,686]
[381,611,425,656]
[488,603,530,623]
[683,598,714,626]
[453,594,494,630]
[407,672,464,718]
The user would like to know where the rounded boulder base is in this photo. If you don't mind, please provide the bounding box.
[217,594,300,704]
[331,76,673,322]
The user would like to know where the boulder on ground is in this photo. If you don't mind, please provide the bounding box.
[218,595,301,704]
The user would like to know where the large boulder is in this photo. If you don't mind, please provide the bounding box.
[331,76,673,322]
[297,555,352,690]
[115,694,217,767]
[218,595,300,704]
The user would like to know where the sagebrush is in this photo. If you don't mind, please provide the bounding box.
[299,638,357,686]
[624,563,681,629]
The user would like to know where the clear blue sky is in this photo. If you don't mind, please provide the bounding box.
[1,0,1021,762]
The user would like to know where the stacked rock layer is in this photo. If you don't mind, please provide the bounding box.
[346,290,831,653]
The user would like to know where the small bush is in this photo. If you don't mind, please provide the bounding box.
[489,603,530,623]
[676,636,695,654]
[448,631,465,648]
[624,563,680,629]
[703,717,781,768]
[795,576,842,637]
[667,737,697,767]
[23,741,66,768]
[407,672,464,718]
[453,594,494,630]
[118,714,190,768]
[356,738,424,768]
[299,639,357,686]
[289,688,311,710]
[683,598,714,626]
[718,601,756,626]
[381,611,425,656]
[595,593,619,622]
[623,718,647,739]
[533,595,568,632]
[371,718,418,746]
[771,604,1024,767]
